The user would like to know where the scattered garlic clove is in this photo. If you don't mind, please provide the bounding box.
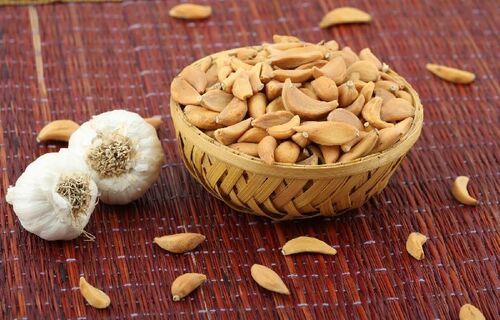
[37,120,80,143]
[451,176,478,205]
[169,3,212,20]
[171,273,207,301]
[145,116,163,130]
[426,63,475,84]
[282,236,337,255]
[154,233,206,253]
[320,7,371,28]
[459,304,485,320]
[406,232,427,260]
[250,264,290,295]
[79,277,111,309]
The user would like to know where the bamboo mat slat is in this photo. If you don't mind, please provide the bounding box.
[0,0,498,319]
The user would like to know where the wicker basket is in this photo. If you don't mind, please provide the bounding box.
[170,49,423,220]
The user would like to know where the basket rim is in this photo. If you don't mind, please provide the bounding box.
[170,48,424,179]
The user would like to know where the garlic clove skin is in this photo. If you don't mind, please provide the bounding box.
[68,110,165,205]
[6,149,98,241]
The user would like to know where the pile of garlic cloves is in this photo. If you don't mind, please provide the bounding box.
[6,110,164,241]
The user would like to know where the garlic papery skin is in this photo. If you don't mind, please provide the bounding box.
[5,149,98,241]
[68,109,165,205]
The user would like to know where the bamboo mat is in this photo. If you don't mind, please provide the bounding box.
[0,0,498,319]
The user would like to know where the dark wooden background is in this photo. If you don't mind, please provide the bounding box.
[0,0,498,319]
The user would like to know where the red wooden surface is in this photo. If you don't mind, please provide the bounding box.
[0,0,498,319]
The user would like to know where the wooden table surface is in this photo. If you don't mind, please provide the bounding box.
[0,0,498,319]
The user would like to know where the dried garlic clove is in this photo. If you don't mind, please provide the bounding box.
[252,111,294,129]
[320,7,371,28]
[274,141,300,163]
[362,97,394,129]
[237,127,268,143]
[293,121,359,146]
[171,273,207,301]
[250,264,290,295]
[145,116,163,130]
[297,154,319,165]
[214,118,253,145]
[451,176,478,206]
[221,69,244,93]
[380,98,415,122]
[282,236,337,255]
[395,90,413,104]
[406,232,427,260]
[153,233,206,253]
[339,129,379,162]
[341,131,368,153]
[37,120,80,142]
[320,145,341,164]
[171,77,202,105]
[216,97,248,126]
[359,48,382,70]
[296,59,329,70]
[79,277,111,309]
[312,56,346,85]
[426,63,475,84]
[184,105,221,130]
[201,90,233,112]
[236,47,259,60]
[267,96,285,113]
[459,304,485,320]
[179,64,207,93]
[327,108,364,130]
[360,81,375,102]
[375,117,412,152]
[374,87,396,104]
[375,80,399,93]
[217,65,233,82]
[291,132,310,148]
[324,39,339,51]
[272,68,313,83]
[260,62,274,83]
[232,72,254,100]
[265,79,301,101]
[258,136,278,165]
[338,80,359,107]
[230,142,259,156]
[269,48,324,69]
[282,79,337,120]
[248,63,264,93]
[272,34,301,43]
[346,60,379,82]
[230,57,253,71]
[267,115,300,140]
[196,56,212,73]
[169,3,212,20]
[344,94,366,116]
[311,76,338,102]
[248,92,267,118]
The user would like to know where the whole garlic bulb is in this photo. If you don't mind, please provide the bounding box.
[68,110,164,204]
[6,149,98,241]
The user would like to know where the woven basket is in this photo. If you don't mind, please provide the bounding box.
[170,49,424,220]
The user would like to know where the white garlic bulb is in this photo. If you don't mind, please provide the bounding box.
[6,149,98,241]
[68,109,164,204]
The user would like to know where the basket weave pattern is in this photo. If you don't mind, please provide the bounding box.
[171,52,423,220]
